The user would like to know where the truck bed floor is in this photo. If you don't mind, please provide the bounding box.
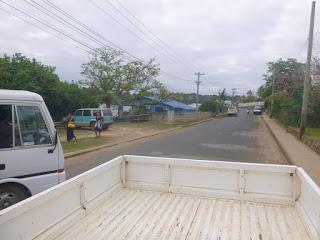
[56,189,310,240]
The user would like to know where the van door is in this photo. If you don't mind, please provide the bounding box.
[82,109,92,128]
[102,109,113,124]
[72,110,83,127]
[0,103,59,193]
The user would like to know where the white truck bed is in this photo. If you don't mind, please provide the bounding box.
[1,155,320,240]
[57,189,309,240]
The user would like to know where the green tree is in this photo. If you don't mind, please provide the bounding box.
[199,99,218,112]
[51,82,98,119]
[150,82,184,102]
[0,53,98,120]
[81,47,160,116]
[258,58,304,125]
[262,58,304,99]
[308,85,320,126]
[218,89,227,102]
[199,95,227,113]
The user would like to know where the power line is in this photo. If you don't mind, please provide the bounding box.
[0,5,68,47]
[112,0,199,71]
[23,0,142,61]
[104,0,191,68]
[40,0,140,61]
[25,0,150,62]
[161,70,193,82]
[22,0,108,49]
[0,0,95,51]
[88,0,165,58]
[1,0,193,84]
[88,0,196,82]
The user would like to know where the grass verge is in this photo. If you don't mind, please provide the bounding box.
[60,118,214,154]
[115,120,187,129]
[305,128,320,142]
[62,137,107,154]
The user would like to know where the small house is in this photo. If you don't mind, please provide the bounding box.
[143,96,195,114]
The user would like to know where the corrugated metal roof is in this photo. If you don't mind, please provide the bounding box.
[144,96,195,110]
[162,99,195,110]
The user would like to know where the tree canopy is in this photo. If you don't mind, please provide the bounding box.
[0,53,97,120]
[81,47,161,113]
[258,58,306,126]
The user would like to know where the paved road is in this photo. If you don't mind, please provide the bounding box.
[66,110,287,178]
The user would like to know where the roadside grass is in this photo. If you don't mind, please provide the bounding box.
[62,137,107,154]
[56,120,182,139]
[59,121,182,154]
[57,126,66,139]
[115,120,187,129]
[305,128,320,142]
[59,118,214,154]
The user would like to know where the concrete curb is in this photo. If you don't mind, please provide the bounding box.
[262,115,291,164]
[64,116,221,159]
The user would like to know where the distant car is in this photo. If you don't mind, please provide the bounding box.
[66,108,113,130]
[227,107,238,116]
[253,106,263,115]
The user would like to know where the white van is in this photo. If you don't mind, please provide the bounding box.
[0,90,65,210]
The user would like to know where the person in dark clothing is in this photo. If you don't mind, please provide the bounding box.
[94,111,104,137]
[66,113,76,142]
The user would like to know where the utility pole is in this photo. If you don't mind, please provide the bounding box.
[195,72,205,111]
[271,71,276,118]
[299,1,316,139]
[231,88,237,104]
[231,88,237,96]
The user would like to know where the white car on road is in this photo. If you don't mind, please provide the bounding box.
[253,106,263,115]
[227,107,238,116]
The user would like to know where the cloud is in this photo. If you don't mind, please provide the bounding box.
[0,0,316,94]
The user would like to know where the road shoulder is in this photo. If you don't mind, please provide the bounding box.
[263,114,320,186]
[64,117,218,159]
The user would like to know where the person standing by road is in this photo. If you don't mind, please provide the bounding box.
[94,111,104,137]
[66,113,76,142]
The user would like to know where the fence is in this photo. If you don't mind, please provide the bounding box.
[115,111,213,123]
[115,114,151,122]
[151,111,213,123]
[173,111,212,122]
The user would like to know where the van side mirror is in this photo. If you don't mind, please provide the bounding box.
[48,130,58,154]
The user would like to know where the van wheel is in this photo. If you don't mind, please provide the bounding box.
[90,121,95,131]
[0,185,28,210]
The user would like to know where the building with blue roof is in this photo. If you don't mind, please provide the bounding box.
[143,96,195,113]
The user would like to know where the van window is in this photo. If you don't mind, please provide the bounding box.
[103,109,112,116]
[0,105,13,148]
[16,106,51,146]
[0,105,22,149]
[73,110,82,116]
[83,110,91,116]
[93,110,102,116]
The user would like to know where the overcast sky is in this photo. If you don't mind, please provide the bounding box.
[0,0,318,95]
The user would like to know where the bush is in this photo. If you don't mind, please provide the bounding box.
[0,53,99,120]
[272,96,301,126]
[199,99,219,112]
